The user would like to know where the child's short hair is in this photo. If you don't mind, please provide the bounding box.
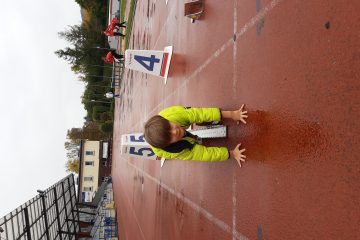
[144,115,171,148]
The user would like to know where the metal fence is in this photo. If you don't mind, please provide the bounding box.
[0,175,79,240]
[111,61,124,88]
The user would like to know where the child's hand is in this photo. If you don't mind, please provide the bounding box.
[235,104,248,124]
[231,143,246,168]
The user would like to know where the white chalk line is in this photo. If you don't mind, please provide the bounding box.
[232,171,239,240]
[233,0,238,96]
[127,160,249,240]
[232,2,238,239]
[118,164,147,240]
[153,0,177,49]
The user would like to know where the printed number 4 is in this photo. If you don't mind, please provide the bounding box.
[134,55,160,71]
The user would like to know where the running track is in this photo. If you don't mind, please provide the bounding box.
[112,0,360,239]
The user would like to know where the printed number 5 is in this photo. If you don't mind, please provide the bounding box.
[134,55,160,71]
[129,147,155,157]
[130,135,145,142]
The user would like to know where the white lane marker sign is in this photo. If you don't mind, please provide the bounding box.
[125,46,173,84]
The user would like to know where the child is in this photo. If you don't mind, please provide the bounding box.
[144,105,248,167]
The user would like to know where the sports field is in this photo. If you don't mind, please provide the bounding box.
[111,0,360,239]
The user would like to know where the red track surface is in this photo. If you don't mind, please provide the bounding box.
[112,0,360,239]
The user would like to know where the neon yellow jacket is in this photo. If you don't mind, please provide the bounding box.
[151,106,229,162]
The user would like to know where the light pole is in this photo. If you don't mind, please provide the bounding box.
[92,46,116,51]
[86,75,116,79]
[85,84,112,88]
[90,100,112,104]
[82,63,114,69]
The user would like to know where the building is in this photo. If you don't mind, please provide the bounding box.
[76,139,118,239]
[78,140,112,203]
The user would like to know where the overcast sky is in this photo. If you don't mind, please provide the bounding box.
[0,0,86,217]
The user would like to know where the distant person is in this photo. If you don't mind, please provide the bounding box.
[103,29,125,37]
[105,92,120,99]
[144,105,248,167]
[109,18,126,30]
[102,50,124,64]
[104,18,126,37]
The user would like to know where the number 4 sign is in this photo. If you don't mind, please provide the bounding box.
[125,46,173,84]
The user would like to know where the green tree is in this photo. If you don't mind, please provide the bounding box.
[100,112,111,121]
[67,121,108,141]
[56,0,113,140]
[92,105,109,121]
[55,23,106,74]
[100,121,113,134]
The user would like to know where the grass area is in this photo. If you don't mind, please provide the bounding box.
[118,0,136,53]
[120,0,127,22]
[124,0,136,49]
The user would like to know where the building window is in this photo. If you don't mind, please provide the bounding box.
[102,160,107,166]
[85,151,95,156]
[83,187,93,191]
[85,161,94,166]
[84,176,93,181]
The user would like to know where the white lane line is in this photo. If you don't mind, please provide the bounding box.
[235,0,283,40]
[233,0,238,96]
[232,171,238,240]
[233,2,238,238]
[153,0,177,49]
[119,166,147,240]
[127,160,249,240]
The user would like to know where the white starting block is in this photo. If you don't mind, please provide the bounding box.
[190,125,227,138]
[124,46,173,84]
[121,125,227,167]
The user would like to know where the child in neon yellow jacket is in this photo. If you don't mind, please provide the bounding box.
[143,105,248,167]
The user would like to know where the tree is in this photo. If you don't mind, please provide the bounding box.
[100,112,111,121]
[56,0,114,141]
[58,25,86,44]
[65,140,81,150]
[64,141,80,173]
[92,106,110,121]
[67,121,108,141]
[55,24,106,73]
[66,159,80,173]
[100,121,113,134]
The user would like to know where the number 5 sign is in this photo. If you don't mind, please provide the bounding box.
[124,46,173,84]
[121,133,166,166]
